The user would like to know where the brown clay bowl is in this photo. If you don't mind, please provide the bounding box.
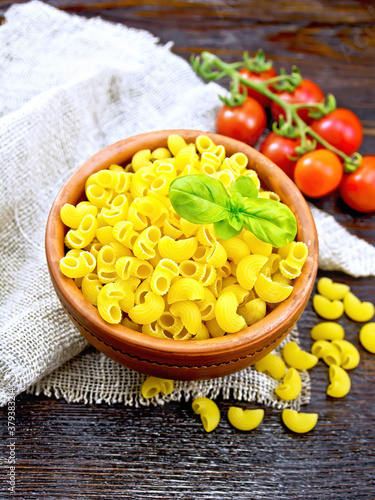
[46,129,318,381]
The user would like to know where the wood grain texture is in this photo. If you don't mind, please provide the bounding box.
[1,1,375,498]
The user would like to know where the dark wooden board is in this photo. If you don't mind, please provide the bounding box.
[1,1,375,498]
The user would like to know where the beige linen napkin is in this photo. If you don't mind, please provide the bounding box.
[1,1,374,408]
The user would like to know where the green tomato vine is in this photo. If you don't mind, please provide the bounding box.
[191,50,362,172]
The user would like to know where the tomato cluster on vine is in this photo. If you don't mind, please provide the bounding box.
[215,61,374,214]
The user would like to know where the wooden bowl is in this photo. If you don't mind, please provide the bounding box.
[46,130,318,380]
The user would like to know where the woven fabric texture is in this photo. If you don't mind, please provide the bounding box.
[1,1,374,408]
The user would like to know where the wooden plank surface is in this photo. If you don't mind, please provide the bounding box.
[1,1,375,498]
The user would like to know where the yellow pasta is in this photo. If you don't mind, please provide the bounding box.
[331,340,360,370]
[312,294,344,320]
[169,301,201,335]
[254,353,286,380]
[311,340,341,366]
[236,255,268,290]
[359,323,375,353]
[60,202,98,229]
[141,376,174,399]
[227,407,264,431]
[327,365,351,398]
[275,367,302,401]
[310,322,345,341]
[81,273,103,305]
[283,341,318,371]
[215,291,246,334]
[192,397,220,432]
[238,298,266,326]
[59,133,308,332]
[254,273,294,303]
[282,409,318,434]
[128,291,165,324]
[343,292,375,322]
[167,278,205,304]
[316,277,350,301]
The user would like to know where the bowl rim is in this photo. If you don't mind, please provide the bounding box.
[45,129,318,359]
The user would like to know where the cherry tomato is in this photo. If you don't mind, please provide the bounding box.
[340,156,375,213]
[270,79,325,124]
[239,67,278,107]
[294,149,343,198]
[310,108,363,156]
[217,97,267,146]
[259,132,300,178]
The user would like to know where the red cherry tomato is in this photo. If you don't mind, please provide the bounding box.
[259,132,300,179]
[239,67,278,107]
[294,149,343,198]
[217,97,267,146]
[340,156,375,213]
[310,108,363,156]
[270,79,325,124]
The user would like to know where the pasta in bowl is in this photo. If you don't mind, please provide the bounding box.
[46,129,318,380]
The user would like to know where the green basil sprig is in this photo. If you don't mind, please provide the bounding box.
[169,174,297,247]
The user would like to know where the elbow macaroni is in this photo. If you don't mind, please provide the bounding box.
[59,134,308,336]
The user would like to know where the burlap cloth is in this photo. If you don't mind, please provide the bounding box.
[1,1,374,408]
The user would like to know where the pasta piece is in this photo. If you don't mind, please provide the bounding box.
[116,277,141,313]
[211,169,236,189]
[284,241,308,268]
[214,144,226,163]
[128,292,165,324]
[229,152,248,171]
[254,353,285,380]
[227,407,264,431]
[261,254,281,276]
[195,134,217,154]
[179,261,206,281]
[238,298,267,325]
[359,323,375,353]
[141,376,174,399]
[157,312,184,335]
[332,340,360,370]
[205,317,225,338]
[97,282,126,324]
[158,236,198,263]
[192,324,210,340]
[282,341,318,370]
[312,294,344,320]
[133,226,161,260]
[254,273,293,303]
[278,260,302,280]
[236,255,268,290]
[310,322,345,341]
[131,149,152,172]
[110,241,132,259]
[258,190,280,202]
[343,292,375,322]
[275,367,302,401]
[142,321,167,338]
[242,232,272,257]
[59,251,96,279]
[215,291,247,334]
[60,202,98,229]
[86,184,112,209]
[272,271,292,286]
[316,277,350,301]
[196,225,216,246]
[282,409,318,434]
[130,165,155,198]
[151,147,172,160]
[121,316,142,332]
[195,288,216,321]
[134,278,152,304]
[64,214,98,249]
[81,273,103,305]
[150,258,179,296]
[167,278,205,304]
[207,276,223,298]
[169,301,201,335]
[115,256,153,281]
[113,221,139,249]
[201,265,217,287]
[311,340,341,366]
[102,194,129,226]
[220,284,248,306]
[206,241,227,268]
[96,225,117,245]
[97,245,117,283]
[192,397,220,433]
[327,365,351,398]
[220,237,250,264]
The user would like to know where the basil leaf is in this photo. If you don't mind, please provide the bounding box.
[228,213,243,231]
[169,174,230,224]
[214,219,242,240]
[230,176,258,199]
[242,198,297,247]
[229,191,245,212]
